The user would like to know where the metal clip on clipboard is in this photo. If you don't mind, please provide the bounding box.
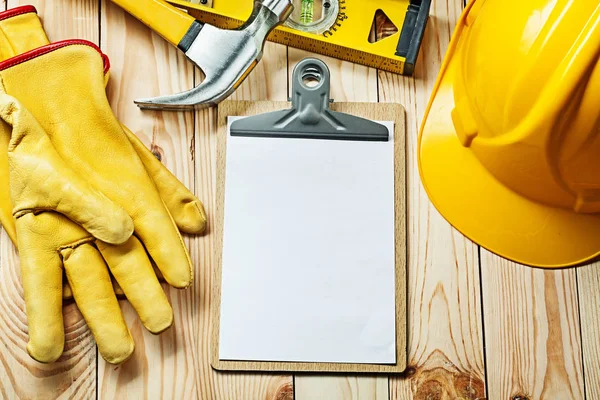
[230,58,390,141]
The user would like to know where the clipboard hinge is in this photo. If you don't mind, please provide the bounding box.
[230,58,389,142]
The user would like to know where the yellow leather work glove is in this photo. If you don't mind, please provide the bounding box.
[0,41,198,365]
[0,6,206,304]
[0,6,207,245]
[0,94,136,363]
[0,10,205,362]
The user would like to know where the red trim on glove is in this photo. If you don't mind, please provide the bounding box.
[0,5,37,21]
[101,53,111,74]
[0,39,110,74]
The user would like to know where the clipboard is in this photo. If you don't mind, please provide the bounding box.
[212,58,407,374]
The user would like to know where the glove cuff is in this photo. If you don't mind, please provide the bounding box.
[0,5,37,20]
[0,39,111,75]
[0,6,49,61]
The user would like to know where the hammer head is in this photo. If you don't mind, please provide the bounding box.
[135,0,293,110]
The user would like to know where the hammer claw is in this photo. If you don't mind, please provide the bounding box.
[126,0,293,110]
[134,74,238,111]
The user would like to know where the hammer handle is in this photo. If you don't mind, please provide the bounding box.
[111,0,196,48]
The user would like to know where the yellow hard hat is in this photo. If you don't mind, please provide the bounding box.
[418,0,600,267]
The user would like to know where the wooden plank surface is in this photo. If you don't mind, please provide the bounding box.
[481,253,584,399]
[0,0,598,398]
[0,1,99,398]
[97,1,200,398]
[578,263,600,400]
[381,1,487,398]
[296,375,389,400]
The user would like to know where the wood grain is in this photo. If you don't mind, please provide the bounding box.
[295,375,389,400]
[15,0,99,43]
[379,0,487,398]
[481,253,584,399]
[211,100,406,374]
[228,42,289,102]
[578,263,600,399]
[0,1,99,398]
[98,1,200,398]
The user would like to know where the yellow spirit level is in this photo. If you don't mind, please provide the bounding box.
[169,0,431,75]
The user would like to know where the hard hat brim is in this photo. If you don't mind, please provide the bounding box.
[418,8,600,268]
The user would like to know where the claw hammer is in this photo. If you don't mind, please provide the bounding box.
[111,0,293,110]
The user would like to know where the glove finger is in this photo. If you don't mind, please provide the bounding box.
[135,209,193,288]
[112,278,124,297]
[0,205,16,243]
[62,278,126,300]
[122,125,207,234]
[16,214,64,363]
[65,275,164,300]
[97,237,174,334]
[63,274,124,300]
[0,122,16,243]
[62,278,73,300]
[61,242,134,364]
[0,96,133,245]
[0,6,49,61]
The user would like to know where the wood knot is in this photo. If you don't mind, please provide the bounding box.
[454,374,485,400]
[415,371,485,400]
[273,382,294,400]
[404,366,417,377]
[415,379,444,400]
[150,142,164,162]
[511,395,530,400]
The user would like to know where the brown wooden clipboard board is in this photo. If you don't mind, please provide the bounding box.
[211,100,407,374]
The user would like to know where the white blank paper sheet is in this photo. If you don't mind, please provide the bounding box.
[219,118,396,364]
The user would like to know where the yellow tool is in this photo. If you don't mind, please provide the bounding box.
[111,0,292,109]
[169,0,431,75]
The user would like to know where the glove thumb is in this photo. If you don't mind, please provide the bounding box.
[0,95,133,244]
[122,125,207,234]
